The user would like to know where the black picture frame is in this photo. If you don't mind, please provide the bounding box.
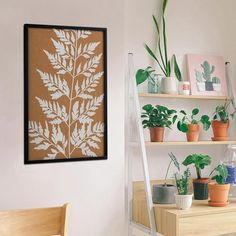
[24,24,107,164]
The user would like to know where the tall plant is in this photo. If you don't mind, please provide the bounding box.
[145,0,181,79]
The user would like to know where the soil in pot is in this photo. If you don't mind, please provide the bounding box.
[149,127,164,142]
[193,178,210,200]
[211,120,229,141]
[186,124,200,142]
[208,182,230,207]
[152,184,176,204]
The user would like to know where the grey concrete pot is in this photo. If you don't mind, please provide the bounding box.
[152,184,176,204]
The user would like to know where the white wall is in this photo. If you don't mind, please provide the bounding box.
[0,0,125,236]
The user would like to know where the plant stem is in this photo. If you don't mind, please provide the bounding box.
[164,160,172,185]
[68,31,78,158]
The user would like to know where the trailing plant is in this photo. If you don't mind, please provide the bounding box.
[182,154,212,179]
[141,104,177,128]
[29,29,105,159]
[177,108,211,133]
[209,164,229,185]
[213,100,236,123]
[175,168,191,195]
[164,152,180,186]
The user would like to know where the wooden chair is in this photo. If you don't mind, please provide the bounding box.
[0,203,69,236]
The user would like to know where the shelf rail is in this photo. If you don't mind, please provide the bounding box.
[126,53,158,236]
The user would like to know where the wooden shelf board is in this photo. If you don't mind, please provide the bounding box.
[139,93,232,100]
[145,140,236,146]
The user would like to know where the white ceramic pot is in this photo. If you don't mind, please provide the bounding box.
[175,194,193,210]
[161,76,178,94]
[213,83,221,91]
[197,82,205,92]
[178,81,190,95]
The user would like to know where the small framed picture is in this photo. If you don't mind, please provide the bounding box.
[187,54,228,96]
[24,24,107,164]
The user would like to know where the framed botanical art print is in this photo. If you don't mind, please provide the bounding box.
[187,54,228,96]
[24,24,107,164]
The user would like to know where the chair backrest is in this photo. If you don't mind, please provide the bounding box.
[0,203,69,236]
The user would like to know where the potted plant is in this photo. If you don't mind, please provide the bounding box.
[177,108,211,141]
[136,66,161,93]
[153,152,179,204]
[182,154,212,200]
[141,104,177,142]
[209,164,229,207]
[212,100,236,141]
[174,167,192,210]
[142,0,181,94]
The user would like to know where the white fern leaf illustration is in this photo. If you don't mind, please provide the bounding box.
[75,72,104,99]
[72,101,79,121]
[44,50,68,75]
[37,69,70,99]
[78,95,104,123]
[51,38,68,57]
[53,29,72,45]
[36,97,68,124]
[80,42,100,59]
[77,54,102,77]
[77,30,91,39]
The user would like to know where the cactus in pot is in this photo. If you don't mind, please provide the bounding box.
[201,61,214,91]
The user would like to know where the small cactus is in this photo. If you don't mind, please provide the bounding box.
[195,69,204,82]
[201,61,215,82]
[212,76,221,84]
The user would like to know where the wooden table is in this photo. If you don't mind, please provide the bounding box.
[132,181,236,236]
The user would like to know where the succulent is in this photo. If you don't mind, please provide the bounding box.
[201,61,214,82]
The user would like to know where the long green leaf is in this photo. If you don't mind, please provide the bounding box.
[162,0,168,14]
[162,17,168,69]
[152,15,166,69]
[172,54,182,81]
[144,44,167,76]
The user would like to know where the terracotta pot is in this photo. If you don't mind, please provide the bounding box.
[211,120,229,141]
[186,124,200,142]
[208,182,230,207]
[149,127,164,142]
[192,178,210,200]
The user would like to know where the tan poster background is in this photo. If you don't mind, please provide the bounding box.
[28,27,105,161]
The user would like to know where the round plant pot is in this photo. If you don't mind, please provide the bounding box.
[193,178,210,200]
[208,182,230,207]
[211,120,229,141]
[175,194,193,210]
[152,184,176,204]
[186,124,200,142]
[149,127,164,142]
[161,76,178,94]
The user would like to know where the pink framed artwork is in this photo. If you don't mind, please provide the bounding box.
[187,54,228,96]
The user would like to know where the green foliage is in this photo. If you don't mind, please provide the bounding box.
[182,154,212,179]
[177,108,211,133]
[210,164,228,185]
[136,66,158,85]
[172,55,182,81]
[142,0,181,80]
[213,100,236,123]
[164,152,180,185]
[201,61,215,82]
[141,104,177,128]
[195,70,204,83]
[212,77,221,84]
[175,168,191,195]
